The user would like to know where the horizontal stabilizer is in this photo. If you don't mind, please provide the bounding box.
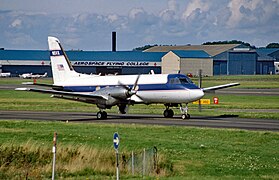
[203,82,240,92]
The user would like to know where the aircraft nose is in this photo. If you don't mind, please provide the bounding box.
[191,89,204,101]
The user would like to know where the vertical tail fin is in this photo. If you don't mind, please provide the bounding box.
[48,36,78,84]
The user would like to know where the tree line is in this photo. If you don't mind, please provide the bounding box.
[133,41,279,51]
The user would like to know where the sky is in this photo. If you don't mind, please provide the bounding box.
[0,0,279,51]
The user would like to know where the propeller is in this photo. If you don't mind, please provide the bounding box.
[118,74,140,97]
[118,75,141,113]
[198,69,202,112]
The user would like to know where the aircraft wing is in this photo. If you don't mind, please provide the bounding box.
[202,82,240,92]
[22,82,64,90]
[15,88,108,101]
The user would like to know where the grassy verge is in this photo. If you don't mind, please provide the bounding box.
[192,75,279,89]
[0,120,278,179]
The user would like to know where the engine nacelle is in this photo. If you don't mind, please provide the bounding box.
[107,87,130,99]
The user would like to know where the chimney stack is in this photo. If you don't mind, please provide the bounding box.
[112,31,116,52]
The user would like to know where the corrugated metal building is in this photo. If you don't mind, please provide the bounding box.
[227,48,258,75]
[0,50,165,76]
[1,46,278,77]
[146,45,275,75]
[162,50,212,76]
[256,48,279,74]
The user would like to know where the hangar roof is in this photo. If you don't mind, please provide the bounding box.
[256,48,279,61]
[66,51,165,61]
[171,50,211,58]
[145,44,241,56]
[0,50,166,62]
[0,50,49,60]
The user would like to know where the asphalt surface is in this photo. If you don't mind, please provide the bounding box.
[1,110,278,131]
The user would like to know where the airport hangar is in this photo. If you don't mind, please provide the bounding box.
[146,45,279,76]
[0,45,278,76]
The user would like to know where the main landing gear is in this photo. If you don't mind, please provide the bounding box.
[163,108,174,118]
[97,111,107,120]
[163,104,190,120]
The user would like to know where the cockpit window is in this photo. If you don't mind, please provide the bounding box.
[179,77,193,84]
[169,76,193,84]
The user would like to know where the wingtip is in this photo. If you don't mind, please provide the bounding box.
[22,82,34,85]
[15,88,30,91]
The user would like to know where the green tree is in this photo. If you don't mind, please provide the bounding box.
[202,40,255,49]
[133,44,158,51]
[266,43,279,48]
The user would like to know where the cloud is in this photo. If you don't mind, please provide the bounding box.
[182,0,210,20]
[0,0,278,50]
[10,19,22,28]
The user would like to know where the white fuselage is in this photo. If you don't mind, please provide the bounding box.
[55,73,204,104]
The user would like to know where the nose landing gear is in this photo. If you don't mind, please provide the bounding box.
[180,104,190,120]
[163,103,190,119]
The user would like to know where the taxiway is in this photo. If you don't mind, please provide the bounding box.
[1,110,278,131]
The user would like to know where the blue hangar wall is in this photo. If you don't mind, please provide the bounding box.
[213,48,278,75]
[0,50,165,76]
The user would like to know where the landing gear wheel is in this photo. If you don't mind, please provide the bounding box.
[97,111,107,120]
[102,111,107,119]
[119,104,127,114]
[163,109,174,118]
[181,113,190,120]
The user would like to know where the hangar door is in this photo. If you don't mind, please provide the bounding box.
[228,52,257,75]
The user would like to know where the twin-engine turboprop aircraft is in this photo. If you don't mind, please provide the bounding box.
[16,36,240,119]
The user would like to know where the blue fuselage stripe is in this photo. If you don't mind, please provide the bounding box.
[62,83,199,92]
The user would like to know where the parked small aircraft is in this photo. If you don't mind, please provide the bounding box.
[0,72,11,77]
[19,72,47,79]
[16,36,239,119]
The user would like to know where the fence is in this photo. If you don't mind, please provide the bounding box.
[125,147,158,176]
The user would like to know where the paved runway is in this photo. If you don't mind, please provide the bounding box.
[1,110,278,131]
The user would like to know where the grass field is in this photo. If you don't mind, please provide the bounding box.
[0,121,278,179]
[0,75,279,179]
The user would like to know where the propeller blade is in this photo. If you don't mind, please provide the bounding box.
[118,74,140,97]
[118,80,130,91]
[132,74,140,91]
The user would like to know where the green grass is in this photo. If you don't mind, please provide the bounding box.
[191,75,279,89]
[0,75,279,179]
[0,77,52,85]
[0,121,278,179]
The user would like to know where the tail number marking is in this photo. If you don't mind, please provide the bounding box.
[51,50,63,56]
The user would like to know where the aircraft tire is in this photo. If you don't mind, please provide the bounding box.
[102,111,107,119]
[182,113,190,120]
[163,109,174,118]
[97,111,107,120]
[119,105,127,114]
